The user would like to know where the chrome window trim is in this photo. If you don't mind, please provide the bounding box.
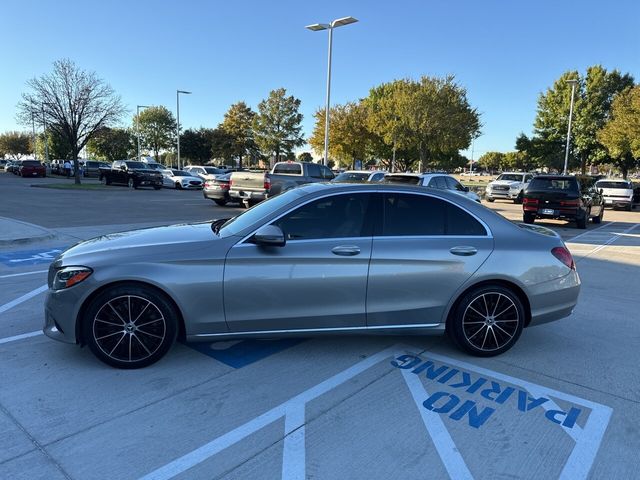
[235,188,493,246]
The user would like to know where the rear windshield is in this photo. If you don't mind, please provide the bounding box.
[333,172,370,183]
[22,161,41,167]
[125,161,146,169]
[382,175,421,185]
[528,177,578,191]
[595,181,632,189]
[273,163,302,175]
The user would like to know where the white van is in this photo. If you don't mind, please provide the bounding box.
[595,179,635,210]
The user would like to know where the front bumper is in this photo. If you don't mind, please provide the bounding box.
[486,189,520,199]
[43,283,92,344]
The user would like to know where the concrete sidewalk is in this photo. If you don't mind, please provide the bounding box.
[0,217,56,246]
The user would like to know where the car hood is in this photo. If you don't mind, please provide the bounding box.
[58,222,216,264]
[176,176,202,182]
[490,180,521,187]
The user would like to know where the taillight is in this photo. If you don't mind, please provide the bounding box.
[552,246,575,270]
[560,199,580,207]
[523,197,538,211]
[264,175,271,190]
[204,182,212,187]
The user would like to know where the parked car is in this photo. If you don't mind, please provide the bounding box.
[99,160,163,189]
[382,173,481,203]
[183,165,230,181]
[161,169,203,189]
[18,160,46,177]
[595,179,634,210]
[522,175,604,228]
[83,161,111,178]
[485,172,535,203]
[0,159,8,170]
[203,173,233,206]
[331,170,387,183]
[4,160,16,172]
[50,159,65,175]
[44,182,580,368]
[229,161,335,207]
[11,160,24,174]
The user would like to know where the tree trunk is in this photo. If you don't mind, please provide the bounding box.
[238,153,243,170]
[580,155,587,175]
[73,148,81,185]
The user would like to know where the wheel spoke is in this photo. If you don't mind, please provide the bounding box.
[491,294,502,316]
[467,324,485,341]
[490,326,499,348]
[132,301,151,324]
[95,318,123,327]
[108,333,127,356]
[482,295,490,316]
[136,318,162,328]
[494,323,514,338]
[107,301,126,324]
[128,333,132,362]
[481,327,489,349]
[96,330,124,341]
[495,319,518,322]
[127,296,132,323]
[137,328,163,340]
[468,305,486,318]
[494,304,515,319]
[133,333,152,356]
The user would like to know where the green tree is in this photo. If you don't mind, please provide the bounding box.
[221,102,257,168]
[477,151,506,172]
[35,128,73,160]
[134,106,176,162]
[297,152,313,162]
[253,88,305,163]
[532,66,634,173]
[86,127,134,161]
[597,86,640,178]
[0,131,32,159]
[210,128,236,163]
[18,58,125,184]
[180,128,214,164]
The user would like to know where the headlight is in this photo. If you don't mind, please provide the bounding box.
[53,266,92,290]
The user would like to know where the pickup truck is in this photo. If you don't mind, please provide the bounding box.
[99,160,164,189]
[228,161,335,207]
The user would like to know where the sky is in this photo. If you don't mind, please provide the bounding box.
[1,0,638,159]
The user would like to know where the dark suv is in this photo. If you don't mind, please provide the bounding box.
[522,175,604,229]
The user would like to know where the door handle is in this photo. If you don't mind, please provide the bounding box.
[450,246,478,256]
[331,245,361,256]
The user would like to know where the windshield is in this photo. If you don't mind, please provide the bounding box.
[596,181,632,189]
[333,172,370,183]
[125,161,146,169]
[528,177,578,191]
[218,189,302,236]
[171,170,191,176]
[497,174,523,182]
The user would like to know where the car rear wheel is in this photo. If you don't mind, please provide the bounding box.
[486,197,495,203]
[593,207,604,224]
[514,192,523,204]
[214,199,227,206]
[82,284,178,369]
[576,210,588,229]
[523,212,535,224]
[448,285,525,357]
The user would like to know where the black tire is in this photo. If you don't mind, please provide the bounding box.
[448,285,525,357]
[593,207,604,224]
[514,192,523,204]
[523,212,535,224]
[128,178,136,189]
[214,199,227,206]
[576,210,587,229]
[175,182,182,190]
[82,284,179,369]
[153,186,162,190]
[626,204,632,212]
[486,197,495,203]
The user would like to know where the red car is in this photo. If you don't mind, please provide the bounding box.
[19,160,47,178]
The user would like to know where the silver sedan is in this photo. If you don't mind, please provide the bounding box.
[44,183,580,368]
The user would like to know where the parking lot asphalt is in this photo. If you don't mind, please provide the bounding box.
[1,171,639,479]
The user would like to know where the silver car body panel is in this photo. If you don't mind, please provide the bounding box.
[44,183,580,347]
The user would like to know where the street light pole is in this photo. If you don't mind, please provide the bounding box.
[306,16,358,167]
[564,79,578,175]
[31,112,37,160]
[136,105,150,162]
[176,90,192,170]
[41,105,49,163]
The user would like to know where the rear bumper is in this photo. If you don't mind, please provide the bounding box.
[229,189,267,202]
[527,270,580,326]
[203,188,229,201]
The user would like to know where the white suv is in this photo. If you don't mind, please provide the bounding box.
[595,179,635,211]
[485,172,534,203]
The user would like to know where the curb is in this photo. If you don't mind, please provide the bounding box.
[0,217,57,246]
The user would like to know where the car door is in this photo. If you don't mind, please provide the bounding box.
[366,192,494,327]
[223,192,374,332]
[444,176,471,199]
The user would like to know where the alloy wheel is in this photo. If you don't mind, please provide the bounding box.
[462,292,520,352]
[92,295,166,363]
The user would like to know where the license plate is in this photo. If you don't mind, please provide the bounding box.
[32,172,37,176]
[541,208,554,215]
[605,199,612,204]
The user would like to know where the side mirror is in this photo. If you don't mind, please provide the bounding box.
[252,225,286,247]
[463,186,470,192]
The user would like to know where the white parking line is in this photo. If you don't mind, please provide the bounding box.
[0,269,48,279]
[0,330,43,345]
[0,284,48,314]
[566,222,617,243]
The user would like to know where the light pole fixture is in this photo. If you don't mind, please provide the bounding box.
[563,78,579,175]
[176,90,192,170]
[136,105,150,162]
[306,16,358,167]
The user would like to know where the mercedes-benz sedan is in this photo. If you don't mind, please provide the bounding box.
[44,183,580,368]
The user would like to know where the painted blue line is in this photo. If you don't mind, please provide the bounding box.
[0,246,68,267]
[186,338,306,368]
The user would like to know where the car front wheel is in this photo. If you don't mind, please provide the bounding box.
[448,285,525,357]
[523,212,535,224]
[82,284,179,369]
